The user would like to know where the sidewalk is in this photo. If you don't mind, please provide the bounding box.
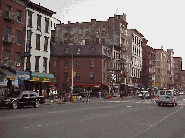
[42,95,149,105]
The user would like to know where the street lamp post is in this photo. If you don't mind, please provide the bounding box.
[71,46,73,100]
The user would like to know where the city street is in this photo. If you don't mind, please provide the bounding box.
[0,95,185,138]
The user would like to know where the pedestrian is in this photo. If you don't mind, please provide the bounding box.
[87,91,90,103]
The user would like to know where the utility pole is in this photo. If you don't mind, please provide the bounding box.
[71,46,73,96]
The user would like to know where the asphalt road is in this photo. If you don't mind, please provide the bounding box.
[0,95,185,138]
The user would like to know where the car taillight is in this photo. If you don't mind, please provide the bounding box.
[157,97,159,99]
[172,97,174,100]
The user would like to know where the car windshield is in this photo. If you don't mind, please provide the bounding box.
[7,91,22,97]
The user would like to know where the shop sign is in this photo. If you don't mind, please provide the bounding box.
[10,78,15,80]
[33,77,40,81]
[44,78,50,82]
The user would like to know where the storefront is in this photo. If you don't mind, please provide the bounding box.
[0,70,17,92]
[11,70,30,90]
[29,72,54,96]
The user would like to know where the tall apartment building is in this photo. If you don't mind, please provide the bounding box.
[24,1,56,93]
[155,49,169,89]
[181,70,185,90]
[127,29,143,87]
[0,0,30,91]
[167,49,175,88]
[53,13,130,91]
[142,38,155,89]
[173,57,182,89]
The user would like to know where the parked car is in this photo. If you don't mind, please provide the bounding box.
[157,90,177,107]
[0,91,41,109]
[179,92,184,95]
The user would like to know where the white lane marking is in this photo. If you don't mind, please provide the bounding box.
[127,106,132,107]
[131,107,184,138]
[37,125,42,127]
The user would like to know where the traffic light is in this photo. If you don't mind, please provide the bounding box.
[73,71,76,77]
[107,73,109,80]
[124,71,128,77]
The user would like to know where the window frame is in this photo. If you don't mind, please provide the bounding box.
[16,30,21,45]
[44,36,48,51]
[90,59,94,68]
[35,57,40,72]
[43,57,47,73]
[76,60,80,68]
[36,34,40,50]
[90,72,94,81]
[64,59,68,68]
[17,9,22,23]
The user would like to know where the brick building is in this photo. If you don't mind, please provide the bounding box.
[173,57,182,89]
[155,49,169,89]
[141,38,155,89]
[50,44,112,92]
[52,13,130,92]
[0,0,30,90]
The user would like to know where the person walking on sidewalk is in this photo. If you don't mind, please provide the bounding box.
[86,91,90,103]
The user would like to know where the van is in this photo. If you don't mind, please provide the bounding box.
[157,90,177,107]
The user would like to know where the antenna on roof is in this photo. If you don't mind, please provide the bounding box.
[116,9,118,15]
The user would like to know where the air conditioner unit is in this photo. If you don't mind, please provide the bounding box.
[15,62,20,67]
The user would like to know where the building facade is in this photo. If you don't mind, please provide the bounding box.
[142,38,155,89]
[167,49,175,88]
[155,49,169,89]
[173,57,182,90]
[50,44,112,93]
[0,0,30,91]
[127,29,143,87]
[24,1,56,94]
[53,13,130,92]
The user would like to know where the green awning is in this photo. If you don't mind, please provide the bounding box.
[30,72,54,82]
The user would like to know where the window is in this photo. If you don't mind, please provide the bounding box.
[36,34,40,50]
[160,91,165,95]
[45,18,49,33]
[101,26,106,33]
[90,59,94,68]
[35,57,39,72]
[64,59,68,68]
[96,38,99,44]
[16,30,21,45]
[37,14,41,30]
[65,47,70,54]
[17,10,22,22]
[101,38,105,45]
[44,37,48,51]
[4,50,10,59]
[166,91,172,96]
[76,72,80,80]
[90,73,94,81]
[103,60,105,68]
[27,11,32,27]
[85,39,89,45]
[6,26,11,34]
[157,61,160,66]
[64,72,68,80]
[53,71,56,82]
[30,94,35,97]
[53,59,56,67]
[43,57,47,72]
[15,52,20,64]
[6,5,12,18]
[77,47,81,54]
[103,72,105,81]
[76,60,80,68]
[157,68,160,73]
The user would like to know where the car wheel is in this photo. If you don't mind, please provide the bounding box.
[34,100,40,108]
[175,103,177,106]
[172,103,174,107]
[158,102,161,106]
[12,101,18,109]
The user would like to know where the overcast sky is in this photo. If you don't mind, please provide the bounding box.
[31,0,185,70]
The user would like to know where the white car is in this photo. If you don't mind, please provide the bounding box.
[179,92,184,95]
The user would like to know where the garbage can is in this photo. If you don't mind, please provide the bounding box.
[105,94,109,99]
[109,94,113,99]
